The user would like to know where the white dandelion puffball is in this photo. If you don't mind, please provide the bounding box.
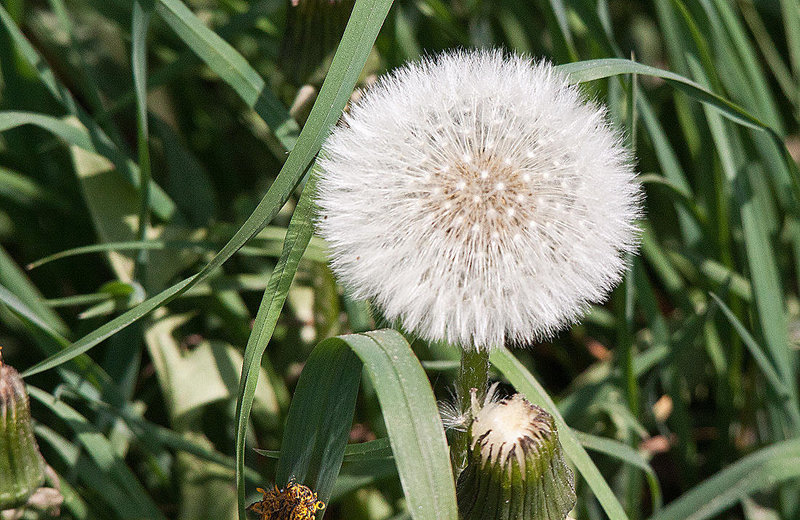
[316,50,642,350]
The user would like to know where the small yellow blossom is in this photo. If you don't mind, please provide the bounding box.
[247,479,325,520]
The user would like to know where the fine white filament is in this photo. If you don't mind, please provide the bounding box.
[316,50,642,350]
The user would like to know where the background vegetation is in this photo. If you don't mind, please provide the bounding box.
[1,0,800,519]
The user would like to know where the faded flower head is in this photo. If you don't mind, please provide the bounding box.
[316,50,642,349]
[248,479,325,520]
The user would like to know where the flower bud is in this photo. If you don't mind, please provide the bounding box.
[457,393,575,520]
[0,352,46,509]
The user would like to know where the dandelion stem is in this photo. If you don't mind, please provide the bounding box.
[451,348,490,477]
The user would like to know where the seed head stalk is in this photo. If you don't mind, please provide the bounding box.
[451,348,490,477]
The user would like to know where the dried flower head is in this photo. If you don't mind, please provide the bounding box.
[248,479,325,520]
[316,50,642,349]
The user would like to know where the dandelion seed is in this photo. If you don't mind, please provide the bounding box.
[316,49,642,350]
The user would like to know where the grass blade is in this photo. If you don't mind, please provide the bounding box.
[234,172,318,518]
[131,0,153,281]
[20,0,393,381]
[575,431,662,512]
[309,331,457,519]
[649,439,800,520]
[274,340,363,507]
[0,4,177,221]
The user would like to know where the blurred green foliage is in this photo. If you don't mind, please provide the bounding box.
[1,0,800,519]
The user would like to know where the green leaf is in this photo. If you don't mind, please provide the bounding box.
[27,387,168,520]
[232,0,394,515]
[276,330,457,520]
[274,338,363,506]
[558,58,768,131]
[154,0,300,151]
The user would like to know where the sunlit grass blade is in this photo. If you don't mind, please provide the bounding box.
[20,0,394,381]
[274,339,363,508]
[154,0,300,150]
[0,111,96,150]
[649,438,800,520]
[28,387,168,520]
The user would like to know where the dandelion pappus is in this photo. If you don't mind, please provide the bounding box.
[247,478,325,520]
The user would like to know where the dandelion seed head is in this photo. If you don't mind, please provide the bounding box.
[317,50,642,350]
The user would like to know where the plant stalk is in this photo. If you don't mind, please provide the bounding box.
[451,348,490,477]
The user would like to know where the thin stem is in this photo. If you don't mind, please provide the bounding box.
[451,348,490,477]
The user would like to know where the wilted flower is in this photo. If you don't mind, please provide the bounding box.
[248,478,325,520]
[316,50,641,350]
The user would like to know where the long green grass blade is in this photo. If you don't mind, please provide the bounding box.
[20,0,393,381]
[26,234,328,270]
[234,172,317,518]
[131,0,153,281]
[274,339,363,506]
[649,439,800,520]
[559,58,769,131]
[154,0,300,150]
[285,331,456,520]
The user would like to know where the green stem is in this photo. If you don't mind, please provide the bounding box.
[451,348,490,477]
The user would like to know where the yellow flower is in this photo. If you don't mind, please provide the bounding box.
[247,479,325,520]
